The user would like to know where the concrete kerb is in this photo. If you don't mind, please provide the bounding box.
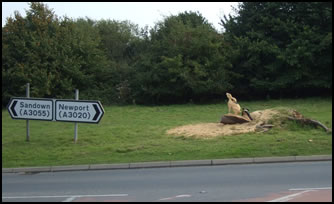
[171,159,212,167]
[51,165,90,172]
[89,163,130,170]
[212,157,254,165]
[129,161,171,169]
[12,166,51,173]
[2,155,331,174]
[253,156,296,163]
[295,155,332,161]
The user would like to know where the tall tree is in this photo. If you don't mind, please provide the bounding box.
[2,3,111,106]
[95,19,141,104]
[133,11,233,104]
[3,2,61,105]
[221,2,332,98]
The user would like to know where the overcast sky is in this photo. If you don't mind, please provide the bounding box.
[2,2,239,31]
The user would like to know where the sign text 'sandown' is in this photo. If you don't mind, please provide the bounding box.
[7,98,53,121]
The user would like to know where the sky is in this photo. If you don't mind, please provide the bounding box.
[2,2,239,31]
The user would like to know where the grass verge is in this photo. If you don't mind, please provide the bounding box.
[2,97,332,168]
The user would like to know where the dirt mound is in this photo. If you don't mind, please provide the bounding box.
[166,109,281,139]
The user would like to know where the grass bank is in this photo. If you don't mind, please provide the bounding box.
[2,97,332,168]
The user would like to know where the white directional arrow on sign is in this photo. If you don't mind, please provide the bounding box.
[7,98,53,121]
[55,100,104,123]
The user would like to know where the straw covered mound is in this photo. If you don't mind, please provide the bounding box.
[166,109,282,139]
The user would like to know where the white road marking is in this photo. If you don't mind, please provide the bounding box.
[159,194,191,201]
[289,187,332,191]
[266,190,314,202]
[175,194,192,198]
[62,196,77,202]
[266,186,332,202]
[2,194,128,201]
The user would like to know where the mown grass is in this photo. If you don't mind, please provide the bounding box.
[2,97,332,168]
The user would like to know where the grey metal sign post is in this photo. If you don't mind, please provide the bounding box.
[74,89,79,143]
[26,83,30,142]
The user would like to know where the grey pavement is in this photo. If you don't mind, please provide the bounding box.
[2,161,332,202]
[2,155,331,174]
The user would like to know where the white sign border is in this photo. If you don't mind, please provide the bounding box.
[7,97,54,121]
[54,99,105,124]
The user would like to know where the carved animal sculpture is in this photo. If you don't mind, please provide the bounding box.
[226,92,241,115]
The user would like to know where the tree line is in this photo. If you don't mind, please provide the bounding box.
[2,2,332,107]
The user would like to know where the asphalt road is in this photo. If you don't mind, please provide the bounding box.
[2,161,332,202]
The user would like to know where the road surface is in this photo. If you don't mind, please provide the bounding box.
[2,161,332,202]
